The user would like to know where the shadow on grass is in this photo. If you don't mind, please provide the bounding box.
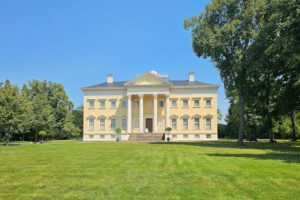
[206,152,300,163]
[150,141,300,163]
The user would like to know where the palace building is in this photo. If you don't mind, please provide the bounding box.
[81,71,219,141]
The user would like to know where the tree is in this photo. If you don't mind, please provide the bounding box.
[72,105,83,137]
[217,109,223,121]
[184,0,266,145]
[0,80,32,145]
[39,131,46,143]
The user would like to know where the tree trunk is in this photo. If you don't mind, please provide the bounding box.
[291,110,297,141]
[35,130,38,143]
[237,88,245,145]
[268,116,275,143]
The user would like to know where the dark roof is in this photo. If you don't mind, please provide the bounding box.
[84,80,213,88]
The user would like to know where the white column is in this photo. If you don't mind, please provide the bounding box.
[153,93,158,133]
[139,94,144,133]
[165,94,170,128]
[127,94,132,133]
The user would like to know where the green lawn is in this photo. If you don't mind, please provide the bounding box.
[0,140,299,200]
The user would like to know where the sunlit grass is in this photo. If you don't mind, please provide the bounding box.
[0,140,299,200]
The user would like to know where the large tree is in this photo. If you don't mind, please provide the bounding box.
[184,0,266,145]
[0,80,32,145]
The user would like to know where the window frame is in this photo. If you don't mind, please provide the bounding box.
[205,118,212,130]
[194,118,200,130]
[99,118,105,131]
[205,99,212,107]
[182,99,188,108]
[171,118,177,130]
[111,100,116,108]
[171,99,177,107]
[135,100,139,108]
[194,99,200,107]
[88,118,95,131]
[159,100,164,108]
[88,100,95,109]
[121,119,127,130]
[182,118,188,130]
[110,118,117,130]
[122,100,127,108]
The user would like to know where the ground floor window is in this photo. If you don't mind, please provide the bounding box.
[89,134,94,139]
[205,118,212,130]
[206,134,211,139]
[111,119,116,130]
[99,119,105,130]
[195,134,200,139]
[171,118,177,130]
[134,119,139,129]
[182,118,188,130]
[194,118,200,130]
[183,134,188,139]
[111,134,116,139]
[172,134,177,139]
[122,119,127,130]
[88,118,94,131]
[100,135,105,139]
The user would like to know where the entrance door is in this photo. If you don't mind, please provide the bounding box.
[146,118,153,133]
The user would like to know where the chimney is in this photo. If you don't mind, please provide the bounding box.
[107,74,113,84]
[189,72,194,82]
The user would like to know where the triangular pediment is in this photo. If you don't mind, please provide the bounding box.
[124,72,171,87]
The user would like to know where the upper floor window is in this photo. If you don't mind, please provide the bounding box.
[171,100,177,107]
[99,100,106,108]
[88,118,94,131]
[183,99,188,107]
[206,99,212,107]
[205,118,212,130]
[122,119,127,130]
[88,100,95,109]
[182,118,188,130]
[111,100,116,108]
[135,100,139,108]
[194,99,200,107]
[99,119,105,131]
[171,118,177,130]
[111,119,117,130]
[194,118,200,130]
[159,100,164,108]
[122,100,127,108]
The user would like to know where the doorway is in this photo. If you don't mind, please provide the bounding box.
[146,118,153,133]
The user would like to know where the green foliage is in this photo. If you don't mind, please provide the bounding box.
[39,131,46,136]
[165,127,172,132]
[115,128,121,134]
[217,109,223,121]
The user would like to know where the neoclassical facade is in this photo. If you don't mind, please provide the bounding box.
[81,71,219,141]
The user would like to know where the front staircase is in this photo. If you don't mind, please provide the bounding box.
[128,133,164,142]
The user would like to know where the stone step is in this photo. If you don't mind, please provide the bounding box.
[128,133,165,142]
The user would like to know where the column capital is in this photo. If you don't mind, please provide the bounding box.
[138,94,144,99]
[165,93,170,98]
[153,93,158,99]
[127,94,132,99]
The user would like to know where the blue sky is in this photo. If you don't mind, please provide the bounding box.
[0,0,228,123]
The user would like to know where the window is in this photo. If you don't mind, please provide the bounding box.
[182,118,188,130]
[89,134,94,139]
[171,118,177,130]
[173,134,177,139]
[205,118,212,130]
[134,119,139,129]
[88,100,95,109]
[99,119,105,130]
[183,99,188,107]
[183,134,188,139]
[122,100,127,108]
[135,100,139,108]
[100,100,105,108]
[206,134,211,139]
[194,118,200,130]
[172,100,177,107]
[111,134,116,139]
[195,134,200,139]
[111,100,116,108]
[194,99,200,107]
[122,119,127,130]
[159,100,164,108]
[88,118,94,131]
[100,135,105,139]
[206,99,212,107]
[111,119,116,130]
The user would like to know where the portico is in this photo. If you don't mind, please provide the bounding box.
[127,92,170,133]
